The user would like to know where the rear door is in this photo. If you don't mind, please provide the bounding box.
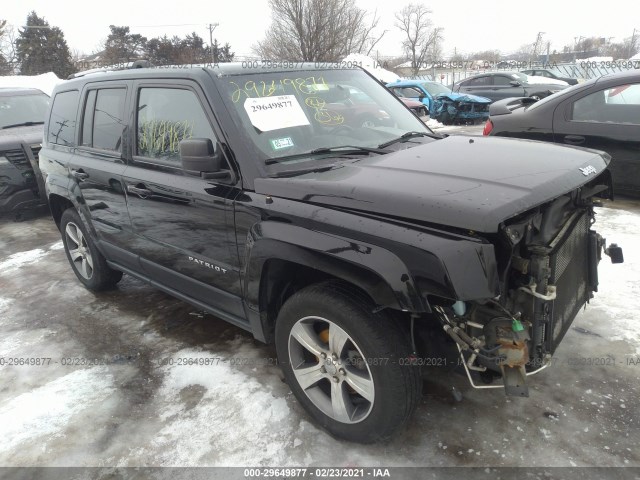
[122,81,245,320]
[70,82,132,254]
[457,75,495,99]
[553,82,640,196]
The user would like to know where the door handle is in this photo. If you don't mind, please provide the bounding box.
[564,135,585,146]
[71,169,89,181]
[127,184,153,197]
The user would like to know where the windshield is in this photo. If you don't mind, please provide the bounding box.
[422,82,451,96]
[0,91,50,129]
[512,72,529,83]
[219,69,429,166]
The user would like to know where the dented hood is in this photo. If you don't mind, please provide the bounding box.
[254,136,610,233]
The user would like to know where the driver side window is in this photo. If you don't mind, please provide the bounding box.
[136,87,218,165]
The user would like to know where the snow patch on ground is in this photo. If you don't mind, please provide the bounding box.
[0,368,115,455]
[0,297,13,315]
[48,241,64,251]
[426,118,445,129]
[0,248,48,274]
[131,349,295,466]
[589,206,640,353]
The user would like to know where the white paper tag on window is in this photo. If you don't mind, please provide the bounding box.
[244,95,310,132]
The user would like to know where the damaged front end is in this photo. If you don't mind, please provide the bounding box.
[426,174,624,396]
[431,94,492,125]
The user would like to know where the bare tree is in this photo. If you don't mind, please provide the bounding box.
[0,20,18,74]
[254,0,386,61]
[395,4,443,76]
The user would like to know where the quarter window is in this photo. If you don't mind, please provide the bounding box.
[136,88,216,163]
[48,90,79,146]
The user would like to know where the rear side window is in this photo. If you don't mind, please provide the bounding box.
[81,88,126,151]
[48,90,79,146]
[136,87,217,164]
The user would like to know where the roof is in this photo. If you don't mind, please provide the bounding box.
[0,87,48,97]
[69,62,364,81]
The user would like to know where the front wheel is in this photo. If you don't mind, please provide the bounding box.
[60,208,122,291]
[275,282,420,443]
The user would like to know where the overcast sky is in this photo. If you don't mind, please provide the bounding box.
[3,0,638,59]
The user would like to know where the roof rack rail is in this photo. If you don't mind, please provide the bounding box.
[68,59,153,80]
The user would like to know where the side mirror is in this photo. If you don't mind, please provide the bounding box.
[510,80,522,87]
[180,138,221,175]
[418,94,426,101]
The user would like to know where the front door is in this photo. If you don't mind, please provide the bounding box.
[122,82,244,319]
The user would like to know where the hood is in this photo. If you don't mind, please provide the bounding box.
[0,125,44,149]
[255,136,610,233]
[435,92,492,104]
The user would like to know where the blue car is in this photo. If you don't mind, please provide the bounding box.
[387,80,492,125]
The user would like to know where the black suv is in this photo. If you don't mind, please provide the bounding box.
[0,88,49,217]
[40,64,622,443]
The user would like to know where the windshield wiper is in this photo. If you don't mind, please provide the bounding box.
[265,145,386,165]
[378,131,440,149]
[1,121,45,129]
[267,165,339,178]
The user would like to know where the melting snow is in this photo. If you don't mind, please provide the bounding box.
[0,249,48,274]
[0,368,115,454]
[130,349,294,466]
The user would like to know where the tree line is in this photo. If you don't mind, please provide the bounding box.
[0,12,235,78]
[4,3,635,80]
[0,2,445,78]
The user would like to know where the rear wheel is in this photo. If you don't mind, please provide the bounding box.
[60,208,122,291]
[275,282,420,443]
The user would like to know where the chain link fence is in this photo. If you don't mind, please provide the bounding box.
[408,60,640,85]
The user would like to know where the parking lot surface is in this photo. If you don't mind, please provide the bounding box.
[0,128,638,468]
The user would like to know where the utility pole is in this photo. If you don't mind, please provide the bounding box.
[208,23,219,64]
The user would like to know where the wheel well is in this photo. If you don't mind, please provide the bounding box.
[49,194,74,229]
[258,258,401,343]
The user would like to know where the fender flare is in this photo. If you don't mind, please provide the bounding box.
[242,221,428,315]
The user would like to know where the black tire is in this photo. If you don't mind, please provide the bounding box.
[60,208,122,291]
[275,281,420,443]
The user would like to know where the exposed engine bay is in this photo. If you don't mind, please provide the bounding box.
[417,176,624,396]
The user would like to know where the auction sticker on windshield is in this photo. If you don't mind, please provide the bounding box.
[244,95,310,132]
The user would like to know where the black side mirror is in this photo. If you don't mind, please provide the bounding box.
[510,80,521,87]
[418,94,426,101]
[180,138,221,176]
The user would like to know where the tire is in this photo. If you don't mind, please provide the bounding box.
[60,208,123,291]
[275,281,420,443]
